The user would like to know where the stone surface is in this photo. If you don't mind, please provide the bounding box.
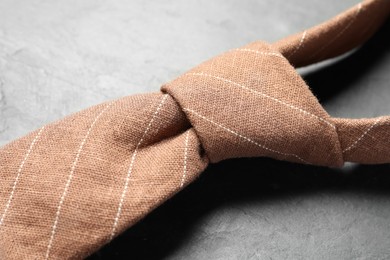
[1,0,390,259]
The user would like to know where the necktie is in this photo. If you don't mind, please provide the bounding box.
[0,0,389,258]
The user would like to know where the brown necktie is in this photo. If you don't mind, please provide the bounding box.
[1,0,389,258]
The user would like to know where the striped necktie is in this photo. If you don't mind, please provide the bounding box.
[0,0,389,258]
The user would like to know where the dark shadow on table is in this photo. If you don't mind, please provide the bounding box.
[88,19,390,260]
[88,159,390,260]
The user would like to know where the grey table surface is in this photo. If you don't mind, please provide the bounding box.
[1,0,390,259]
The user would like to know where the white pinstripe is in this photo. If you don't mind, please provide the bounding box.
[187,72,335,129]
[180,131,190,188]
[0,126,45,228]
[309,3,362,60]
[233,48,284,58]
[342,118,382,153]
[287,31,307,58]
[184,108,309,164]
[109,94,169,241]
[45,103,112,260]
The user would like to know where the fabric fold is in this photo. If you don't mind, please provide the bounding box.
[0,0,389,258]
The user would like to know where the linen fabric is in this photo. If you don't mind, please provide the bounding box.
[0,0,389,258]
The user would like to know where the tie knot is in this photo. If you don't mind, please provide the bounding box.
[162,41,345,167]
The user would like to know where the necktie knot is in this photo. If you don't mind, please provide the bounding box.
[0,0,389,258]
[162,41,344,167]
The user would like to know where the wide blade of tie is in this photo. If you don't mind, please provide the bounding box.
[0,0,389,258]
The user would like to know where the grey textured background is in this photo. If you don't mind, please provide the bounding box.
[1,0,390,259]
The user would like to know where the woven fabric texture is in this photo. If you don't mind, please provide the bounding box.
[0,0,389,258]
